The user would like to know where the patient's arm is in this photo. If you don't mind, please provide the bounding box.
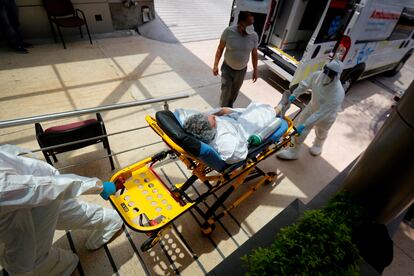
[213,108,234,116]
[213,106,250,117]
[292,72,318,98]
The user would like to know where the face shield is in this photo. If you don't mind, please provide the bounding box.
[321,65,339,86]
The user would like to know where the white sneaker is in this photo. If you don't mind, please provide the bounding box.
[309,145,322,156]
[276,147,300,160]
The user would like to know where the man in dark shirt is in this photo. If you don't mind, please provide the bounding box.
[0,0,32,53]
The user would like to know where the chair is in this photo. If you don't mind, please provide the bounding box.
[35,113,115,170]
[43,0,92,49]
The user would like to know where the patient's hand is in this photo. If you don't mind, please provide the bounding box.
[214,108,233,116]
[274,105,282,117]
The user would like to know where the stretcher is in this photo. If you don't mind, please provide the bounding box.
[108,110,298,251]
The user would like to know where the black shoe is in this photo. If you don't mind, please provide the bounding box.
[21,41,33,48]
[11,45,29,54]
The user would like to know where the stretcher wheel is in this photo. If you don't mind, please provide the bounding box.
[201,222,216,236]
[264,172,277,185]
[141,235,160,252]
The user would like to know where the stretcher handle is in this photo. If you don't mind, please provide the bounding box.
[290,126,299,137]
[151,151,168,162]
[290,97,304,121]
[287,95,305,135]
[151,150,174,162]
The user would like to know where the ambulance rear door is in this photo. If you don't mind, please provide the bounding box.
[290,0,357,87]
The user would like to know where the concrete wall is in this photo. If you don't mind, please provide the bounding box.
[13,0,155,39]
[16,0,114,38]
[109,0,155,30]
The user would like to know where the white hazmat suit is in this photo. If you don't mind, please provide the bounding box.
[0,145,123,275]
[277,60,345,159]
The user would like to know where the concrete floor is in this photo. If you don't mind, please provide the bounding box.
[0,33,413,275]
[153,0,232,43]
[138,0,232,44]
[384,222,414,276]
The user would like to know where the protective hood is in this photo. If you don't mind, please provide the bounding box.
[325,59,344,75]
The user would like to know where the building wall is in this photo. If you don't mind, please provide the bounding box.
[109,0,155,30]
[16,0,114,38]
[14,0,154,39]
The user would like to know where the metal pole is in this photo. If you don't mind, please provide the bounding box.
[18,125,149,155]
[57,141,164,170]
[0,92,188,129]
[342,81,414,224]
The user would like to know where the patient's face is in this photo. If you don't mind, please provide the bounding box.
[207,115,216,128]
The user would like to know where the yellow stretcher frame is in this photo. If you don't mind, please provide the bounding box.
[108,114,296,251]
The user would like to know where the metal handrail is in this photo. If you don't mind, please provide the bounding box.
[19,125,150,155]
[57,141,165,170]
[0,92,188,129]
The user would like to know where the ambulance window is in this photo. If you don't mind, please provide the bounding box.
[298,0,329,31]
[244,0,269,2]
[241,0,270,5]
[389,8,414,41]
[314,0,353,43]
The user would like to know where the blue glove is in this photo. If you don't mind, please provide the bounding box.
[296,124,305,135]
[289,95,296,102]
[101,181,116,200]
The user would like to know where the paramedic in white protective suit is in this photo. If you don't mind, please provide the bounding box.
[276,59,345,160]
[0,144,122,275]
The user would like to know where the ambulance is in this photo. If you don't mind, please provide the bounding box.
[230,0,414,92]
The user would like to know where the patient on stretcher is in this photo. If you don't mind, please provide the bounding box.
[175,102,277,164]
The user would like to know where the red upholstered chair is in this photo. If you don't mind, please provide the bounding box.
[35,113,115,170]
[43,0,92,49]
